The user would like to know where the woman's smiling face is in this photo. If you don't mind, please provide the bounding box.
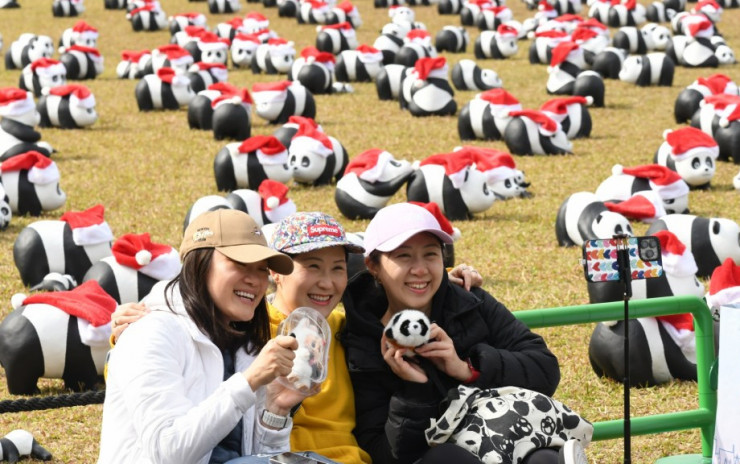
[208,250,270,323]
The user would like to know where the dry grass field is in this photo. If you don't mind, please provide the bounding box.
[0,0,738,462]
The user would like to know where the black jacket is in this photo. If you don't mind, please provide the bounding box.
[341,271,560,464]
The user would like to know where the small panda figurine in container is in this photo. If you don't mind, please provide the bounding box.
[384,309,431,355]
[276,307,331,394]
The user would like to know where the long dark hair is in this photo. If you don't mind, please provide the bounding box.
[165,248,271,354]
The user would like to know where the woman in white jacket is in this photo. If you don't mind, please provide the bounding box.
[98,209,304,464]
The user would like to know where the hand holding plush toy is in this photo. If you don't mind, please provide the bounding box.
[384,309,431,354]
[277,307,331,395]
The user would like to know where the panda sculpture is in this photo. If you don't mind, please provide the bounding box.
[647,214,740,278]
[691,93,740,164]
[451,59,502,91]
[619,52,674,86]
[474,5,514,32]
[297,0,330,24]
[503,109,573,155]
[591,47,628,80]
[251,38,296,75]
[58,20,99,54]
[334,45,385,82]
[375,63,411,101]
[213,135,292,192]
[646,0,685,22]
[5,34,54,70]
[171,25,207,50]
[0,280,115,395]
[400,56,457,117]
[316,22,359,55]
[654,127,719,189]
[135,67,196,111]
[0,183,12,230]
[528,29,568,65]
[13,204,114,288]
[60,45,104,80]
[188,82,244,131]
[595,164,690,215]
[555,191,634,247]
[539,96,593,140]
[588,229,708,386]
[168,12,208,35]
[209,0,241,13]
[184,32,230,67]
[127,4,168,31]
[0,151,66,216]
[395,29,437,67]
[185,62,229,94]
[116,50,152,79]
[183,195,233,231]
[0,430,52,462]
[230,34,261,69]
[290,46,336,95]
[607,0,647,27]
[19,58,67,97]
[0,87,53,160]
[372,22,408,65]
[384,309,431,351]
[251,80,316,125]
[406,148,496,220]
[52,0,84,17]
[674,74,738,124]
[464,145,532,200]
[457,88,521,141]
[288,121,349,186]
[82,233,181,304]
[474,25,519,60]
[195,85,252,141]
[226,180,297,226]
[149,44,195,74]
[335,148,414,219]
[546,41,606,107]
[435,26,469,53]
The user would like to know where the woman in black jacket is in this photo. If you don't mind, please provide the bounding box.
[341,203,579,464]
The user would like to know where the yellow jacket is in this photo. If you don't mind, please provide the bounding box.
[268,301,371,464]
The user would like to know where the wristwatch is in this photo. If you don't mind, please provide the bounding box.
[261,409,289,430]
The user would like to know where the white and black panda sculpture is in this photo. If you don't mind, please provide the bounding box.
[185,32,231,67]
[135,67,196,111]
[251,38,296,75]
[0,280,115,395]
[457,88,521,141]
[646,0,685,23]
[539,95,593,140]
[209,0,241,13]
[475,5,514,32]
[503,109,573,155]
[555,191,634,247]
[251,80,316,125]
[546,41,606,107]
[116,49,152,79]
[127,4,168,31]
[182,195,233,231]
[375,63,411,100]
[384,309,431,351]
[0,151,66,216]
[19,58,67,97]
[194,85,252,141]
[0,430,53,462]
[451,59,502,91]
[474,24,519,59]
[334,45,385,82]
[290,46,335,95]
[395,29,437,67]
[435,25,469,53]
[372,22,408,65]
[168,12,208,35]
[227,180,298,226]
[654,127,719,189]
[230,33,261,69]
[406,148,496,220]
[171,25,208,50]
[595,164,690,215]
[316,22,359,55]
[647,214,740,278]
[52,0,84,16]
[12,204,114,288]
[213,135,292,192]
[619,52,674,86]
[0,0,20,7]
[400,56,457,117]
[148,44,195,74]
[188,82,242,131]
[591,47,628,80]
[82,233,181,304]
[588,229,708,386]
[691,93,740,164]
[0,87,53,160]
[288,121,348,186]
[4,34,54,70]
[58,20,99,54]
[0,183,12,230]
[472,147,532,200]
[186,62,228,94]
[335,148,414,219]
[607,0,647,27]
[60,45,104,80]
[674,73,738,124]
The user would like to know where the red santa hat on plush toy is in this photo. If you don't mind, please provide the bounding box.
[549,41,581,67]
[420,151,474,189]
[540,96,593,123]
[707,258,740,309]
[60,204,114,246]
[0,151,59,185]
[258,179,297,223]
[701,93,740,128]
[251,80,293,104]
[613,164,690,201]
[47,84,96,110]
[19,280,116,327]
[508,109,562,136]
[662,127,719,161]
[409,201,461,240]
[460,146,519,185]
[345,148,410,183]
[0,88,36,118]
[604,190,666,223]
[238,135,288,166]
[478,88,522,117]
[112,233,181,280]
[30,58,67,79]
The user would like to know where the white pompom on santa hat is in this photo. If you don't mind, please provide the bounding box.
[662,127,718,161]
[611,164,690,201]
[0,87,36,118]
[706,258,740,309]
[237,135,288,166]
[258,179,297,223]
[604,190,666,223]
[112,233,181,280]
[60,204,114,246]
[0,150,59,185]
[408,201,461,241]
[344,148,410,183]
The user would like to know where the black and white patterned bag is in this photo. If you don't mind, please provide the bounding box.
[425,385,593,464]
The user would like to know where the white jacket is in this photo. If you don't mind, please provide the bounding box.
[98,281,291,464]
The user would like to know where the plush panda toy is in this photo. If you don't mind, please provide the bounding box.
[0,87,54,161]
[4,34,55,70]
[654,127,719,189]
[335,148,414,219]
[0,430,53,462]
[555,191,634,247]
[82,233,181,304]
[647,214,740,278]
[0,151,66,216]
[13,204,114,288]
[384,309,431,352]
[0,280,116,394]
[213,135,292,192]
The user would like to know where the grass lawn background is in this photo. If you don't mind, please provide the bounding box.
[0,0,738,461]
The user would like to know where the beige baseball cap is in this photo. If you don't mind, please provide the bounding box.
[180,209,294,275]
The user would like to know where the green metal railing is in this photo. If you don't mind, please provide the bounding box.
[513,295,716,463]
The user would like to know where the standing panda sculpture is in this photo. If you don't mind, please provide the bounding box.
[335,148,414,219]
[82,233,181,304]
[0,280,116,395]
[213,135,292,192]
[555,191,634,247]
[0,151,66,216]
[654,127,719,189]
[647,214,740,278]
[13,204,114,288]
